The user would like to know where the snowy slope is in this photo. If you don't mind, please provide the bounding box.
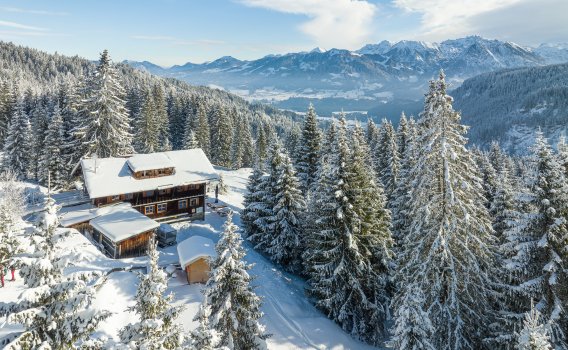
[3,168,379,349]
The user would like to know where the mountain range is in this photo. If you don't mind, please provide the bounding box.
[126,36,568,117]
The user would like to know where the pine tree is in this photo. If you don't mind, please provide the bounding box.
[195,101,211,157]
[266,152,306,272]
[304,115,393,345]
[134,89,160,153]
[511,131,568,346]
[391,115,418,246]
[376,119,399,206]
[517,303,553,350]
[0,171,24,274]
[183,129,199,149]
[0,80,13,145]
[366,118,380,154]
[40,104,67,188]
[210,106,229,166]
[557,136,568,178]
[240,115,255,168]
[231,114,247,169]
[255,123,268,164]
[152,84,171,151]
[247,140,283,253]
[72,50,133,160]
[191,303,215,350]
[205,212,268,349]
[242,165,266,242]
[2,97,32,178]
[396,112,409,158]
[391,286,436,350]
[29,96,50,181]
[393,72,501,349]
[120,238,186,349]
[1,197,111,349]
[296,103,321,193]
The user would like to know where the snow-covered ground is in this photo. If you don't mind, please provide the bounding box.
[1,167,378,349]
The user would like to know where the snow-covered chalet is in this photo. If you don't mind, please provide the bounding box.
[69,149,218,259]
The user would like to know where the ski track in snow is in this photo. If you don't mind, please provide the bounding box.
[2,167,381,349]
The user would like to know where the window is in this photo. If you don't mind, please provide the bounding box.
[157,203,167,213]
[178,199,188,209]
[144,205,155,215]
[144,190,154,197]
[124,193,133,200]
[111,195,120,201]
[159,189,170,195]
[190,198,198,207]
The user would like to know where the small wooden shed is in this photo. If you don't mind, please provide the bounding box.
[89,205,159,259]
[177,236,216,284]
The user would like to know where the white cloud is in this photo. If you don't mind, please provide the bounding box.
[238,0,377,49]
[392,0,524,39]
[0,7,69,16]
[0,20,46,31]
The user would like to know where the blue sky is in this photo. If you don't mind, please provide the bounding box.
[0,0,566,66]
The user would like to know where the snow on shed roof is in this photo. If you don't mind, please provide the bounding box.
[127,153,174,173]
[89,205,159,243]
[59,202,131,227]
[177,236,216,269]
[81,149,219,198]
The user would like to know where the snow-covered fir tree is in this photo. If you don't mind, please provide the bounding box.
[134,89,160,153]
[205,211,268,350]
[517,302,553,350]
[2,97,32,178]
[366,118,380,158]
[1,196,110,349]
[391,286,436,350]
[247,140,283,253]
[40,104,67,188]
[195,101,211,157]
[376,119,400,206]
[151,84,171,151]
[210,106,233,167]
[295,103,321,193]
[510,131,568,346]
[0,171,24,273]
[265,151,306,272]
[396,112,410,158]
[231,113,255,169]
[304,115,393,345]
[120,238,186,349]
[393,71,501,350]
[391,115,418,247]
[29,96,50,181]
[191,302,215,350]
[242,165,266,241]
[184,129,199,150]
[72,50,133,161]
[557,136,568,178]
[255,123,268,164]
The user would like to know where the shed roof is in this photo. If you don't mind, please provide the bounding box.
[81,149,218,198]
[59,202,131,227]
[89,205,159,243]
[177,236,216,269]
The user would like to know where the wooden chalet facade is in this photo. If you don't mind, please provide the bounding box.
[75,149,218,259]
[81,149,218,223]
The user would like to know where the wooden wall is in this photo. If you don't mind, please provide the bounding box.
[117,230,155,259]
[185,258,211,284]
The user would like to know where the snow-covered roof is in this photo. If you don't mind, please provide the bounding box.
[89,205,159,243]
[59,202,131,227]
[81,149,219,198]
[177,236,216,269]
[127,153,175,173]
